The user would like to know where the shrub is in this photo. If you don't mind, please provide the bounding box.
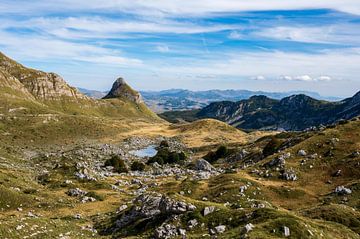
[215,145,228,158]
[204,145,229,163]
[105,155,128,173]
[131,161,146,171]
[263,137,282,157]
[203,151,217,164]
[147,148,186,165]
[159,140,169,148]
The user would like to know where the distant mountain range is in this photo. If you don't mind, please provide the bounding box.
[79,88,341,113]
[160,92,360,131]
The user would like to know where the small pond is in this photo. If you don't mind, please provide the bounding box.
[129,145,158,158]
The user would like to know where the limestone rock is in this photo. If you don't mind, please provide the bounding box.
[195,159,215,172]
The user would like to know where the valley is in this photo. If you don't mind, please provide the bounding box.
[0,52,359,239]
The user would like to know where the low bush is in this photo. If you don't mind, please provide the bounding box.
[204,145,229,163]
[105,155,128,173]
[147,148,186,165]
[131,161,146,171]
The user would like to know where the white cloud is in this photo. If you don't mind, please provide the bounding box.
[316,76,332,81]
[155,45,170,53]
[280,75,293,81]
[1,0,359,16]
[294,75,313,81]
[255,25,360,44]
[252,75,266,80]
[228,31,243,40]
[279,75,332,82]
[0,30,142,66]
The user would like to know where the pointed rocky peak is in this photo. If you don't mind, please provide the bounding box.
[103,77,143,104]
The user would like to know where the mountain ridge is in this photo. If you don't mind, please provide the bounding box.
[160,92,360,131]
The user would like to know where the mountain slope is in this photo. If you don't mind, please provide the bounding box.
[182,93,360,131]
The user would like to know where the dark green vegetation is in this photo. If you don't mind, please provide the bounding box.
[203,145,230,163]
[130,161,146,171]
[147,147,186,165]
[105,155,128,173]
[160,93,360,131]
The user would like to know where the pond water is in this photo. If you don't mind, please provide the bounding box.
[129,145,158,158]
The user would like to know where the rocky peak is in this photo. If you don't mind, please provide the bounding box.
[103,77,143,103]
[0,51,87,101]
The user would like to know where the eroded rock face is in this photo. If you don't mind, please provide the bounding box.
[103,77,143,103]
[21,72,86,100]
[0,52,87,100]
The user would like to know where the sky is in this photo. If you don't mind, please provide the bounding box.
[0,1,360,97]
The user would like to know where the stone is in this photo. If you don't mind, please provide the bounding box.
[239,185,248,193]
[284,226,290,237]
[334,186,352,195]
[118,204,128,212]
[203,206,216,216]
[66,188,87,197]
[188,219,198,229]
[178,228,186,237]
[244,223,254,233]
[214,225,226,234]
[80,196,96,203]
[194,159,215,172]
[281,170,298,181]
[298,150,307,156]
[115,193,195,229]
[154,223,178,239]
[333,170,342,177]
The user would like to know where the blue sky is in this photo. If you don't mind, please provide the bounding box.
[0,1,359,97]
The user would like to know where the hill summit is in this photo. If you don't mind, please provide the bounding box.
[103,77,143,104]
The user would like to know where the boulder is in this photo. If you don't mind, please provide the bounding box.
[244,223,254,233]
[297,150,307,156]
[203,206,216,216]
[188,219,198,229]
[115,193,195,229]
[214,225,226,234]
[334,186,352,195]
[66,188,87,197]
[195,159,215,172]
[283,226,290,237]
[154,223,178,239]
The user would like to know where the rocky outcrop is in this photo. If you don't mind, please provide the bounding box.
[103,77,143,104]
[0,52,87,101]
[114,193,196,229]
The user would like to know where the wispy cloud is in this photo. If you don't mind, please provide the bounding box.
[1,0,359,16]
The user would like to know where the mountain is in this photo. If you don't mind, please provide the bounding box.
[103,77,143,104]
[139,89,340,113]
[0,51,158,120]
[160,92,360,131]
